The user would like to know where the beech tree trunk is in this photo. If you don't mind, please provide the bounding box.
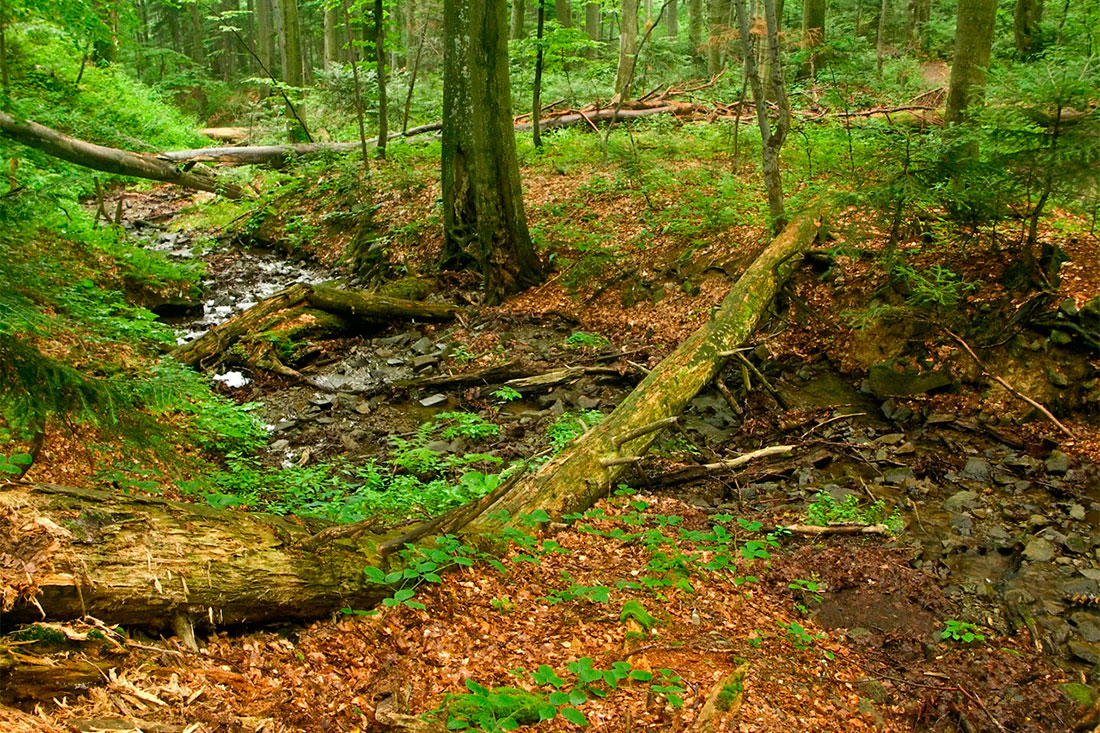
[801,0,825,75]
[375,0,388,157]
[256,0,277,74]
[689,0,703,58]
[511,0,526,38]
[323,4,340,71]
[9,213,818,631]
[614,0,640,98]
[278,0,309,141]
[706,0,725,75]
[666,0,677,37]
[1013,0,1043,55]
[555,0,572,26]
[0,111,246,198]
[442,0,545,305]
[944,0,998,124]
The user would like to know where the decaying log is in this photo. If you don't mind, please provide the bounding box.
[635,444,796,489]
[2,483,394,629]
[0,642,119,703]
[451,211,820,539]
[171,283,463,368]
[0,111,246,199]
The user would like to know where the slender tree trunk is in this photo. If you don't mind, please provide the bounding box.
[403,19,428,134]
[586,2,601,55]
[442,0,546,304]
[1013,0,1043,55]
[0,0,9,107]
[876,0,890,76]
[905,0,930,49]
[689,0,703,56]
[342,0,370,172]
[733,0,789,234]
[556,0,572,26]
[944,0,998,123]
[324,5,339,72]
[278,0,309,141]
[666,0,678,37]
[801,0,825,76]
[375,0,388,157]
[706,0,724,75]
[511,0,527,38]
[220,0,236,81]
[190,0,206,65]
[533,0,546,147]
[256,0,276,74]
[615,0,640,98]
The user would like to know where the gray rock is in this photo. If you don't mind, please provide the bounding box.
[960,458,992,482]
[1065,537,1091,555]
[1081,568,1100,581]
[1046,451,1071,475]
[1024,538,1057,563]
[879,433,906,445]
[891,405,914,422]
[1071,504,1087,520]
[951,514,974,536]
[1069,640,1100,665]
[1080,294,1100,321]
[411,336,435,355]
[576,395,600,410]
[867,358,955,398]
[386,357,405,366]
[269,439,290,451]
[1071,613,1100,643]
[412,354,439,370]
[884,468,916,485]
[273,420,298,432]
[419,393,447,407]
[1060,298,1080,318]
[1028,514,1050,528]
[425,440,452,454]
[944,490,981,513]
[1048,369,1069,388]
[1062,579,1100,597]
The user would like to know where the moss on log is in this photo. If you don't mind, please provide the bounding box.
[1,484,394,629]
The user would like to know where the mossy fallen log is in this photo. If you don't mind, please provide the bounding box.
[171,283,464,369]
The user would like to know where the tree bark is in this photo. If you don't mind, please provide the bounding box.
[0,111,246,199]
[706,0,725,75]
[256,0,277,74]
[1013,0,1043,55]
[586,2,601,49]
[278,0,309,141]
[323,4,340,71]
[733,0,789,234]
[944,0,998,124]
[615,0,640,98]
[442,0,545,305]
[11,213,818,631]
[375,0,388,157]
[666,0,678,37]
[533,0,546,147]
[689,0,703,58]
[189,0,205,65]
[876,0,890,77]
[801,0,825,75]
[555,0,573,26]
[511,0,527,38]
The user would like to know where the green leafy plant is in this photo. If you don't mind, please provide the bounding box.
[431,412,501,441]
[547,410,603,452]
[805,492,901,531]
[566,331,610,349]
[941,620,986,643]
[491,386,522,403]
[0,452,33,476]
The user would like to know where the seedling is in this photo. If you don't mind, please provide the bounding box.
[941,620,986,643]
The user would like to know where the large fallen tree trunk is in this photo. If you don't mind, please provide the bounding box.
[9,212,817,631]
[171,282,464,369]
[0,111,246,199]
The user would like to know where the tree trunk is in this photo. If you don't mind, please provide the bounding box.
[171,283,463,368]
[666,0,678,37]
[442,0,546,305]
[555,0,572,26]
[278,0,309,141]
[876,0,890,76]
[733,0,789,234]
[375,0,388,157]
[189,0,205,65]
[689,0,703,57]
[10,213,818,631]
[706,0,725,75]
[944,0,998,124]
[323,4,340,71]
[1013,0,1043,55]
[905,0,930,49]
[533,0,546,147]
[0,111,246,199]
[801,0,825,75]
[586,2,601,50]
[0,0,9,104]
[614,0,640,98]
[511,0,527,38]
[256,0,276,74]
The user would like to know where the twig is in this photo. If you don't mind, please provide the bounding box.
[958,685,1008,733]
[612,416,679,447]
[735,352,789,409]
[715,372,743,415]
[946,329,1075,439]
[600,456,643,468]
[800,412,866,439]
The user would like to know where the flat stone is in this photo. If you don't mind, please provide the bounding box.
[355,400,371,415]
[386,358,404,366]
[926,412,956,424]
[895,441,916,454]
[866,358,955,398]
[1068,640,1100,665]
[1071,613,1100,643]
[879,433,906,445]
[1071,504,1087,520]
[412,354,439,370]
[883,468,916,485]
[1024,537,1057,562]
[1061,682,1096,707]
[960,457,992,482]
[576,395,600,410]
[1081,568,1100,581]
[273,420,298,432]
[411,336,435,355]
[944,490,981,513]
[1028,514,1050,528]
[1048,369,1069,388]
[419,393,447,407]
[1080,294,1100,321]
[1046,451,1071,475]
[1060,298,1080,318]
[1062,579,1100,597]
[269,439,290,451]
[1065,536,1091,555]
[891,405,914,422]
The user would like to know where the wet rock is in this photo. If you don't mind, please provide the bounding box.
[1069,640,1100,665]
[273,420,298,432]
[1071,613,1100,643]
[411,336,435,355]
[944,490,980,513]
[576,395,600,410]
[1060,298,1080,318]
[1065,537,1090,555]
[950,514,974,536]
[856,678,889,704]
[984,526,1014,550]
[1062,579,1100,598]
[340,434,360,451]
[355,400,371,415]
[1046,451,1071,475]
[386,358,404,366]
[309,394,333,409]
[1047,368,1069,388]
[884,468,915,485]
[1024,538,1057,563]
[419,393,447,407]
[1071,504,1087,521]
[1081,568,1100,581]
[425,440,453,454]
[895,441,916,454]
[878,433,905,445]
[270,439,290,451]
[1080,294,1100,321]
[1038,615,1074,645]
[866,358,955,398]
[412,354,439,370]
[1028,514,1050,528]
[960,458,991,482]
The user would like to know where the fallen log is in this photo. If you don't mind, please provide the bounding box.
[10,212,817,631]
[171,283,463,369]
[452,211,821,539]
[157,106,681,167]
[0,111,246,199]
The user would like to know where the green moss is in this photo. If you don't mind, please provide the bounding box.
[378,276,436,301]
[1061,682,1097,706]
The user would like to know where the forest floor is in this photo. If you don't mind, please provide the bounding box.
[6,146,1100,733]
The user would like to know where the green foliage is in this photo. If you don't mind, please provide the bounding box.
[619,600,658,630]
[547,410,603,453]
[941,620,986,643]
[364,534,482,610]
[777,620,826,650]
[431,411,501,441]
[491,386,522,403]
[892,262,979,309]
[566,331,609,349]
[805,492,900,531]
